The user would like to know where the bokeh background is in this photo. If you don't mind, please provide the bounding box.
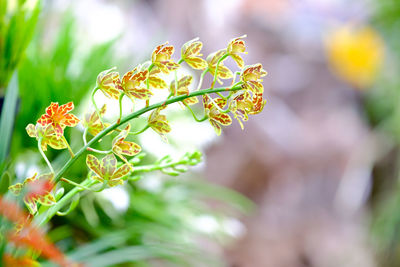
[3,0,400,266]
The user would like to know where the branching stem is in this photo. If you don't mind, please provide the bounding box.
[38,138,54,173]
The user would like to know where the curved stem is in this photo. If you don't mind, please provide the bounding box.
[129,124,150,135]
[38,138,54,173]
[118,92,125,123]
[216,92,226,99]
[87,147,112,154]
[211,54,229,88]
[83,128,88,146]
[197,68,208,91]
[208,95,230,114]
[62,136,75,158]
[61,178,93,191]
[91,87,102,123]
[56,194,80,216]
[145,64,155,107]
[185,105,208,122]
[38,179,96,226]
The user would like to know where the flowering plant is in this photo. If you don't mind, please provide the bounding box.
[2,36,267,266]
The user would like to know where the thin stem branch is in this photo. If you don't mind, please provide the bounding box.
[129,124,150,135]
[145,64,155,107]
[87,147,112,154]
[38,138,54,173]
[197,68,208,91]
[117,92,125,123]
[185,105,208,122]
[91,87,102,123]
[62,136,75,158]
[211,54,229,88]
[83,127,88,146]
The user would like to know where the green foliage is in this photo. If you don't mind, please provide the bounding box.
[0,0,40,91]
[13,13,119,156]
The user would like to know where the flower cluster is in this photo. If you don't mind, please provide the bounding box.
[12,35,267,216]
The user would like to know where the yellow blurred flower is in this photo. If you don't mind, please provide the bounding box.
[325,24,384,89]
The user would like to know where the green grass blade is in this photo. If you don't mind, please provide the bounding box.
[0,72,19,163]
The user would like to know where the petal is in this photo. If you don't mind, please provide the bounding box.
[149,115,171,134]
[26,124,37,138]
[148,76,167,89]
[8,183,23,195]
[185,57,207,70]
[46,136,67,150]
[61,114,80,127]
[212,113,232,126]
[101,154,117,177]
[36,193,56,206]
[207,49,227,66]
[113,141,141,156]
[111,164,131,180]
[37,114,52,126]
[53,124,64,137]
[24,199,37,214]
[209,120,222,136]
[46,103,59,117]
[86,154,102,178]
[216,65,233,79]
[230,54,244,69]
[59,102,74,115]
[182,38,203,57]
[127,87,153,100]
[182,96,198,105]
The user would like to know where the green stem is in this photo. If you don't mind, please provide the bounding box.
[87,147,112,154]
[61,178,93,191]
[211,54,229,88]
[197,68,208,91]
[130,160,187,174]
[83,127,88,146]
[208,96,230,114]
[185,105,208,122]
[38,179,96,226]
[38,138,54,173]
[91,87,102,122]
[130,124,150,135]
[145,64,155,107]
[62,136,75,158]
[118,92,125,123]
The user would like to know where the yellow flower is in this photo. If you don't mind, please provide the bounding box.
[325,24,384,89]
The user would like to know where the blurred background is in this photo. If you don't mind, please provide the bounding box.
[3,0,400,266]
